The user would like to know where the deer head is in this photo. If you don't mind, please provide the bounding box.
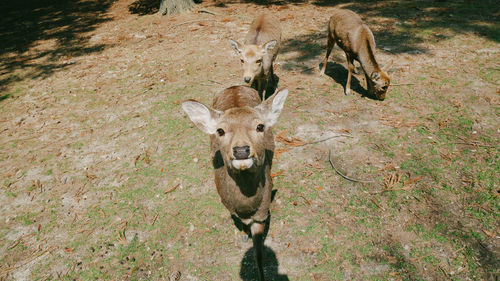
[229,39,277,85]
[368,70,390,100]
[182,89,288,171]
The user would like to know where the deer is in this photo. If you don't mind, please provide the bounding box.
[181,85,288,281]
[229,13,282,101]
[320,9,390,100]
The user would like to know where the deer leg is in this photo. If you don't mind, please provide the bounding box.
[251,222,266,281]
[320,34,334,75]
[345,53,354,95]
[256,79,265,101]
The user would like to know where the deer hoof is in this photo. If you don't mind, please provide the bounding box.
[242,234,249,242]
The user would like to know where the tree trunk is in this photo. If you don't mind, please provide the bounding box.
[159,0,195,15]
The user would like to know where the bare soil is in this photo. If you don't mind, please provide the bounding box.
[1,0,499,280]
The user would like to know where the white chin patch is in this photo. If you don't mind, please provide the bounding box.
[232,159,254,170]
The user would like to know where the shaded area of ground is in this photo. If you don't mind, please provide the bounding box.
[276,0,499,60]
[0,0,114,92]
[0,0,498,280]
[128,0,161,15]
[234,0,500,46]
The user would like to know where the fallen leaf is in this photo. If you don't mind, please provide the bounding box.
[64,247,72,253]
[274,147,290,159]
[271,171,284,178]
[38,224,41,232]
[337,128,351,134]
[404,175,422,186]
[220,17,232,22]
[315,187,324,191]
[280,14,294,21]
[276,131,306,146]
[482,229,496,238]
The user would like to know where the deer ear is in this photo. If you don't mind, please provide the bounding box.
[262,40,277,52]
[182,100,221,134]
[370,72,381,81]
[255,89,288,127]
[229,39,242,54]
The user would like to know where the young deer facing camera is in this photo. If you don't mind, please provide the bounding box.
[229,13,282,100]
[320,9,390,100]
[182,86,288,281]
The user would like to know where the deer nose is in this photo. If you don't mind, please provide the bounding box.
[233,146,251,160]
[244,77,251,83]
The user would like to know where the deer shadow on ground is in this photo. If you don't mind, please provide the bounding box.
[320,61,380,100]
[239,245,290,281]
[232,189,288,281]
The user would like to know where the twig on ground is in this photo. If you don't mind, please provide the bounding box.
[328,150,374,183]
[299,195,311,206]
[208,79,222,85]
[198,8,218,15]
[453,142,497,148]
[370,198,385,211]
[0,247,54,275]
[151,213,159,226]
[369,186,414,194]
[294,134,352,147]
[439,266,452,280]
[165,183,180,194]
[391,83,416,86]
[443,132,497,148]
[167,19,216,32]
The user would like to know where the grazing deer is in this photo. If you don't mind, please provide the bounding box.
[182,86,288,281]
[320,9,390,100]
[229,13,282,100]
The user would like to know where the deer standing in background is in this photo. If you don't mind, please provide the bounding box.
[182,86,289,281]
[230,13,282,100]
[320,9,390,100]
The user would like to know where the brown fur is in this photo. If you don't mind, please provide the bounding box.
[183,85,288,281]
[320,9,390,100]
[230,13,282,100]
[210,86,274,224]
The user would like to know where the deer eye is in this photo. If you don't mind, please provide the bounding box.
[256,59,262,64]
[240,59,244,63]
[217,128,225,136]
[256,124,265,132]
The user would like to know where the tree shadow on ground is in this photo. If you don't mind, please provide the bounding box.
[264,0,498,77]
[422,188,500,278]
[0,0,114,93]
[231,0,499,45]
[279,32,325,74]
[128,0,202,15]
[128,0,161,15]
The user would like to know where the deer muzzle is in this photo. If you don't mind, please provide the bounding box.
[231,145,254,170]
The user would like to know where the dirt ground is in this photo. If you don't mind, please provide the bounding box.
[0,0,499,280]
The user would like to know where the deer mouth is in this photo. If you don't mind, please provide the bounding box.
[231,158,254,170]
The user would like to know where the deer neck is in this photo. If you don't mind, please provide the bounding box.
[227,164,265,191]
[358,40,381,78]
